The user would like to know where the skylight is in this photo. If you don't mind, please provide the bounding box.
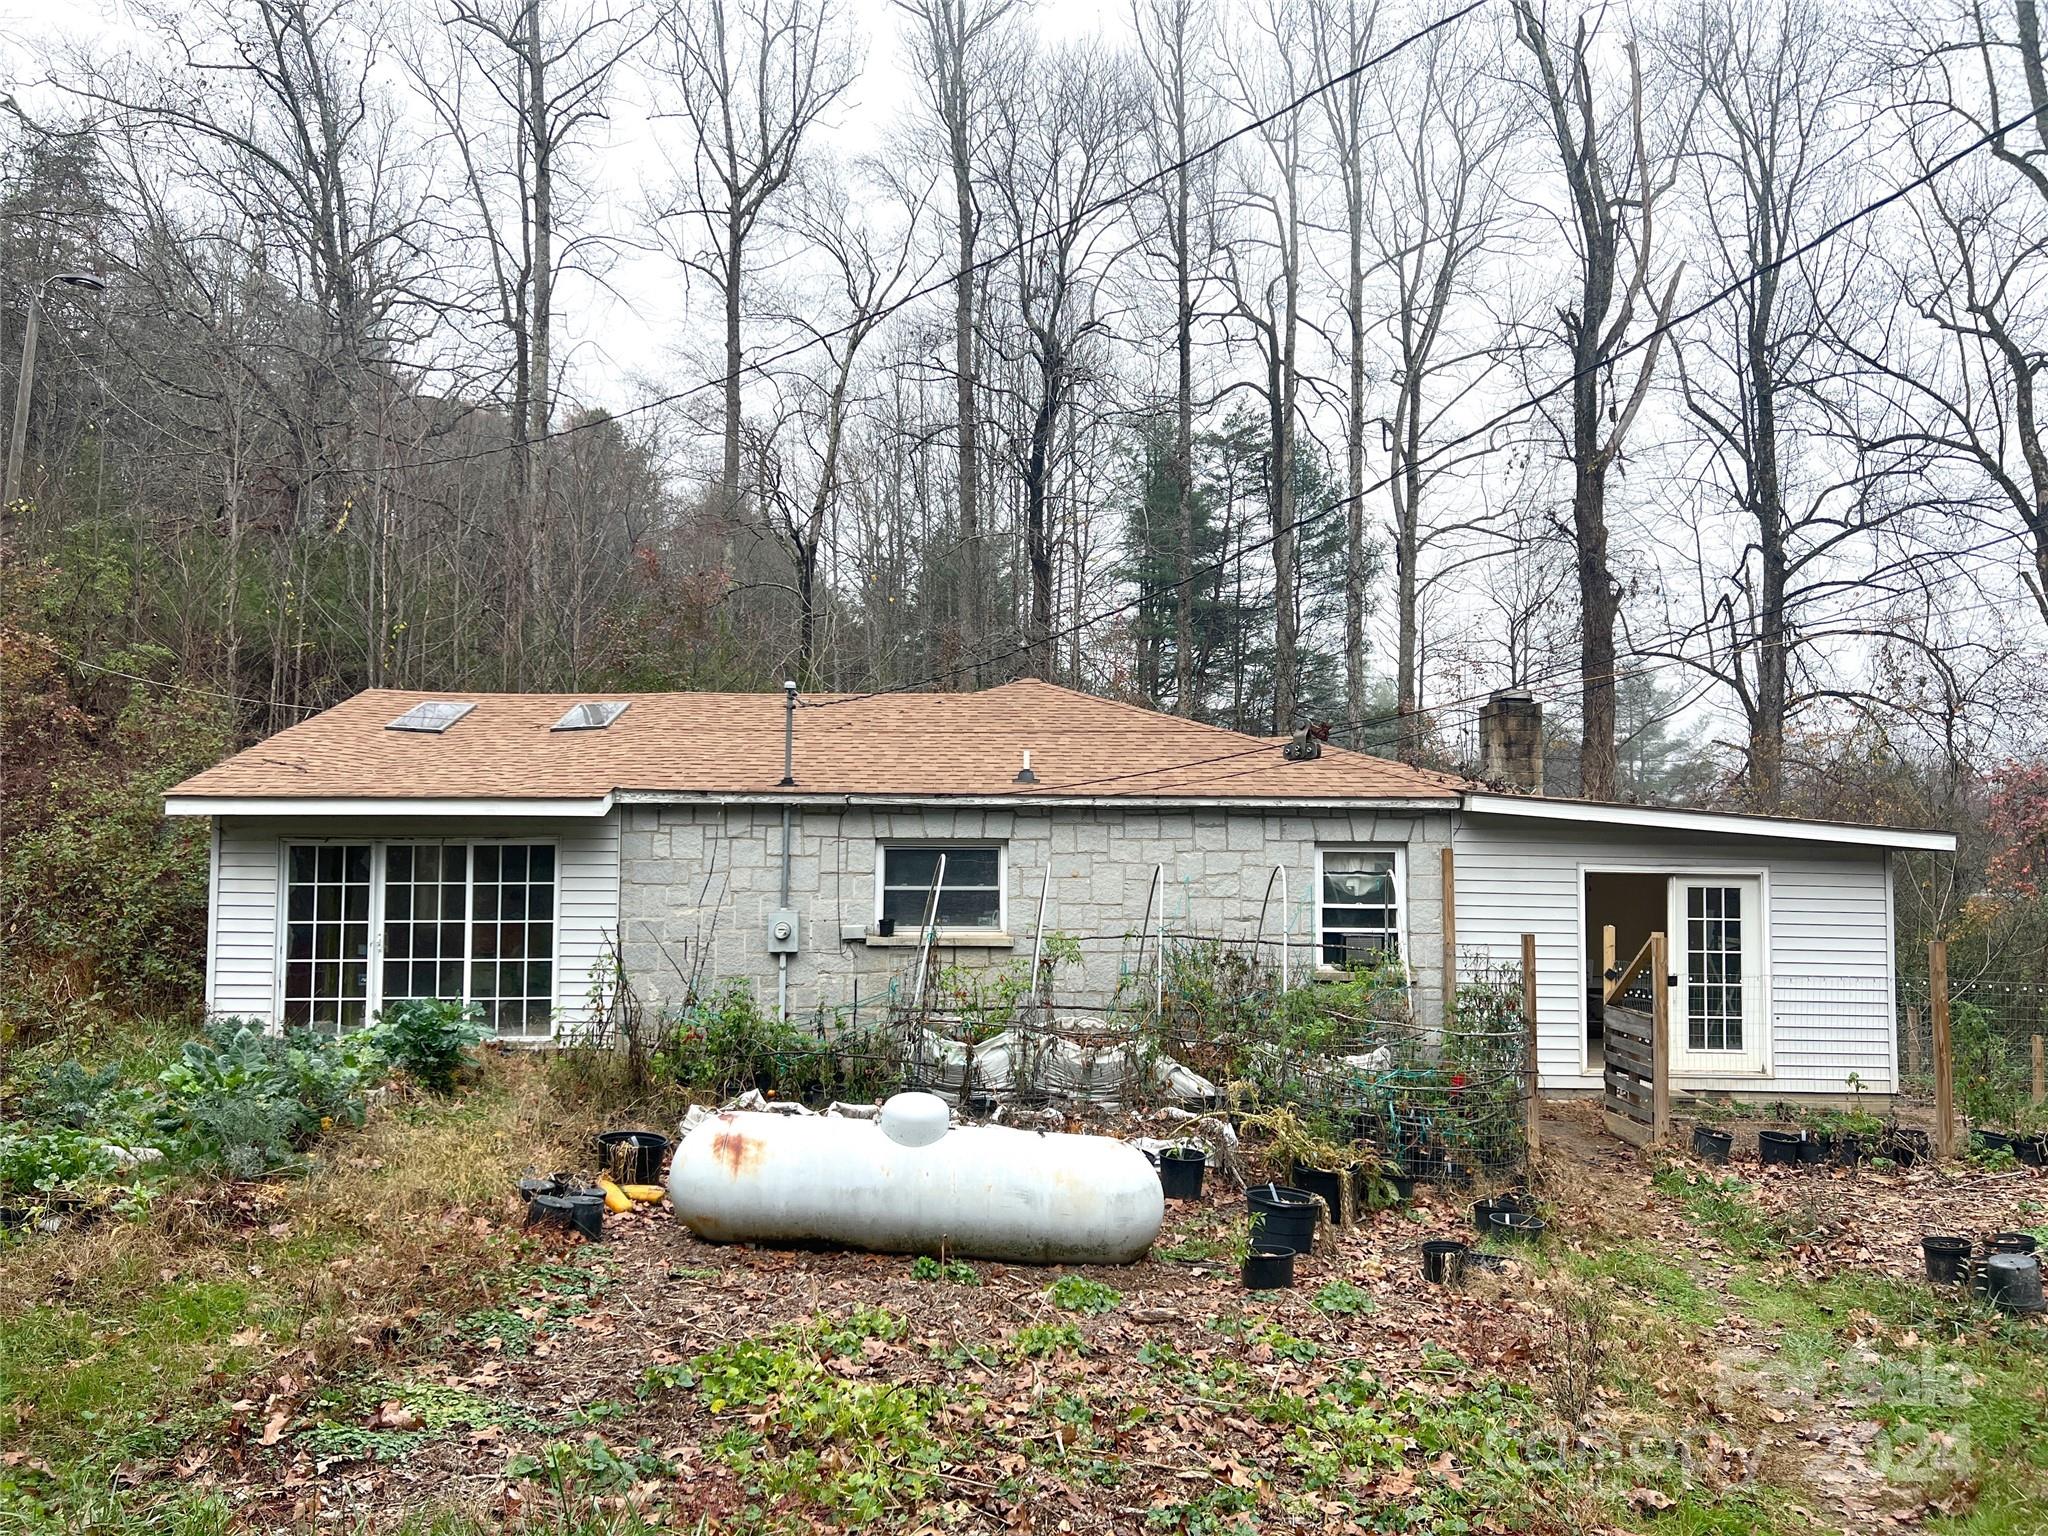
[386,700,475,733]
[552,700,630,732]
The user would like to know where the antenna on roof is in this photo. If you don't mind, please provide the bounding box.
[1283,722,1332,762]
[1015,749,1037,785]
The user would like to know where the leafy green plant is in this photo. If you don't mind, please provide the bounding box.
[367,999,487,1093]
[1311,1280,1373,1317]
[1046,1275,1121,1314]
[152,1021,378,1177]
[910,1255,980,1285]
[1012,1322,1085,1358]
[15,1060,125,1129]
[0,1128,124,1198]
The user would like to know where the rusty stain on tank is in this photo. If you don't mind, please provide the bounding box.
[709,1115,761,1178]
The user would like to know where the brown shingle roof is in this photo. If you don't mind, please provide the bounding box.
[167,679,1468,803]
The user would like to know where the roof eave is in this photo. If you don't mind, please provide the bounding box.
[1458,791,1956,852]
[609,789,1458,809]
[163,793,617,819]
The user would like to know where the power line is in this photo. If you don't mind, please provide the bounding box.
[806,99,2045,713]
[348,0,1493,477]
[20,635,322,716]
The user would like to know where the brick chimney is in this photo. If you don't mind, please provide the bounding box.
[1479,689,1543,794]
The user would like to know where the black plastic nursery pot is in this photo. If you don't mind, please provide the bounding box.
[1988,1232,2040,1256]
[1981,1253,2046,1314]
[1758,1129,1805,1167]
[1796,1132,1833,1166]
[1922,1235,1972,1284]
[529,1189,605,1241]
[1291,1161,1354,1223]
[1421,1239,1468,1285]
[1247,1184,1320,1256]
[596,1131,670,1186]
[1471,1192,1532,1234]
[1242,1246,1296,1291]
[1973,1129,2017,1157]
[1832,1134,1870,1168]
[1692,1127,1733,1165]
[1387,1172,1418,1203]
[1158,1147,1207,1200]
[2015,1136,2048,1170]
[1485,1210,1546,1243]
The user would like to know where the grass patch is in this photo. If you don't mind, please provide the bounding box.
[1651,1165,1788,1257]
[657,1317,962,1523]
[1561,1240,1719,1327]
[1725,1265,2048,1529]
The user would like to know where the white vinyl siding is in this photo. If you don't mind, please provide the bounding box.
[214,823,286,1021]
[1451,815,1895,1095]
[204,814,621,1038]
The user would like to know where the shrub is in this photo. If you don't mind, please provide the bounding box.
[369,999,489,1093]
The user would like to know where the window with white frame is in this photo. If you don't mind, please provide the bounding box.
[283,840,557,1036]
[283,844,373,1031]
[878,845,1004,931]
[1317,849,1402,968]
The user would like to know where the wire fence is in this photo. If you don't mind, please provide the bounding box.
[877,934,1533,1177]
[1897,977,2048,1124]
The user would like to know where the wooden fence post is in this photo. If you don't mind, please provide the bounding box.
[1930,940,1954,1160]
[1906,1006,1923,1078]
[1650,932,1671,1145]
[1441,847,1457,1013]
[1520,932,1540,1154]
[2032,1034,2044,1108]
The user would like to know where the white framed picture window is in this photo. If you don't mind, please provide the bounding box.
[279,839,558,1037]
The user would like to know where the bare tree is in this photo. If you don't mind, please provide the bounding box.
[1216,0,1317,733]
[1131,0,1219,715]
[984,44,1145,679]
[895,0,1021,678]
[1513,0,1690,798]
[1659,0,1873,809]
[1306,0,1379,740]
[649,0,854,527]
[420,0,645,684]
[755,167,931,685]
[1362,6,1519,762]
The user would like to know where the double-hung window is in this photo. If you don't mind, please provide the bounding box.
[878,845,1004,932]
[1316,849,1403,968]
[281,840,556,1037]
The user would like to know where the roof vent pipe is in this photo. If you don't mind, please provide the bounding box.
[1015,750,1037,785]
[1479,689,1544,795]
[779,681,797,787]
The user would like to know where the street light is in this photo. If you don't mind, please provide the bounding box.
[4,271,108,513]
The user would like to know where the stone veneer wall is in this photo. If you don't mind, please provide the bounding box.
[612,803,1452,1026]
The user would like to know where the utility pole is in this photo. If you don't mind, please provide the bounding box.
[4,272,107,512]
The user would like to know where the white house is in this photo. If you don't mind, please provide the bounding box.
[164,679,1952,1100]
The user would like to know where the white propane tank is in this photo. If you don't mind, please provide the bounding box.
[667,1092,1165,1265]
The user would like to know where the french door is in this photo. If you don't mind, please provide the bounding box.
[1665,876,1767,1075]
